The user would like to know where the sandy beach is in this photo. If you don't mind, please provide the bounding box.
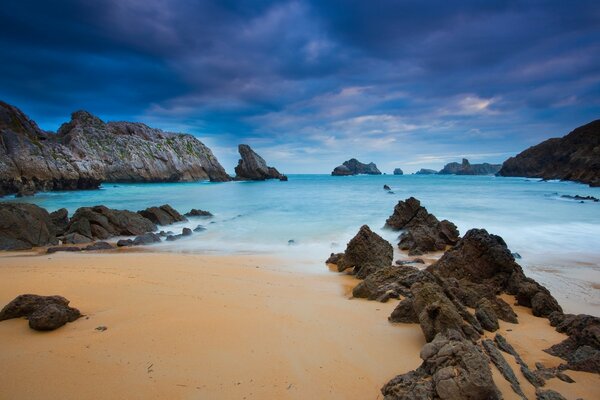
[0,250,598,399]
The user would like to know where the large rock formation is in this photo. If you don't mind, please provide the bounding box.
[393,168,404,175]
[384,197,460,255]
[138,204,187,226]
[498,119,600,187]
[415,168,437,175]
[331,158,381,176]
[335,225,393,277]
[0,101,230,196]
[234,144,287,181]
[438,158,501,175]
[65,205,157,241]
[0,202,58,250]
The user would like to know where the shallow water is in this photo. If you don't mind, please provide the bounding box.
[6,174,600,314]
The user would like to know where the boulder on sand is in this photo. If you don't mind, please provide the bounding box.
[0,202,58,250]
[65,205,156,240]
[0,294,81,331]
[138,204,186,226]
[338,225,393,276]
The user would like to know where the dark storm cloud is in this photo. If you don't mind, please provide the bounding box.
[0,0,598,172]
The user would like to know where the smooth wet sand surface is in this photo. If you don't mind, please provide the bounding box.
[0,251,425,400]
[0,251,598,399]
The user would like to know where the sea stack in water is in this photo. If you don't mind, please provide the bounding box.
[234,144,287,181]
[393,168,404,175]
[415,168,437,175]
[331,158,382,176]
[499,119,600,187]
[438,158,501,175]
[0,101,230,197]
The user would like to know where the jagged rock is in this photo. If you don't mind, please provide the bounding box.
[499,119,600,187]
[352,265,434,301]
[384,184,391,190]
[383,331,500,400]
[514,279,562,317]
[62,232,90,244]
[393,168,404,175]
[495,334,544,387]
[50,208,69,235]
[475,299,499,332]
[0,101,230,196]
[535,388,567,400]
[415,169,437,175]
[0,202,58,250]
[545,313,600,373]
[185,209,213,217]
[412,282,479,342]
[132,232,161,246]
[561,194,599,202]
[482,339,526,399]
[138,204,186,226]
[234,144,287,180]
[0,294,80,331]
[389,298,419,323]
[66,205,156,240]
[340,225,393,275]
[331,158,381,176]
[47,246,82,254]
[84,241,113,251]
[385,197,460,254]
[439,158,501,175]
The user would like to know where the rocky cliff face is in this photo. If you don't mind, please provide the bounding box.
[439,158,501,175]
[234,144,287,181]
[498,120,600,187]
[331,158,381,175]
[0,101,230,196]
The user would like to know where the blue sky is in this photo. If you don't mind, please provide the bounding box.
[1,0,599,173]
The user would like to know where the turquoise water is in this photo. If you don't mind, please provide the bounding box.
[6,174,600,314]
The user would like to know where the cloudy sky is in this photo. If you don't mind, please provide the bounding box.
[1,0,599,173]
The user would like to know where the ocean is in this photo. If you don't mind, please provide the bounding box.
[7,174,600,314]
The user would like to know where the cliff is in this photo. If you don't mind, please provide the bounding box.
[331,158,381,176]
[234,144,287,181]
[0,101,230,196]
[438,158,501,175]
[498,120,600,187]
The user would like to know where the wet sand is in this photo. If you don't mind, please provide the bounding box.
[0,251,597,399]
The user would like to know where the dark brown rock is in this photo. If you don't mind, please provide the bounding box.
[545,313,600,373]
[234,144,287,180]
[50,208,69,235]
[185,209,213,217]
[62,232,90,244]
[84,241,113,251]
[0,294,80,331]
[132,232,162,245]
[0,202,58,250]
[47,246,82,254]
[66,205,156,240]
[499,119,600,187]
[138,204,186,226]
[475,299,499,332]
[352,265,433,301]
[389,297,419,323]
[341,225,393,275]
[482,339,526,399]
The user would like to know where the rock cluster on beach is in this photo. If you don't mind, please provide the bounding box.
[0,101,230,197]
[331,158,382,176]
[326,197,599,399]
[498,119,600,187]
[234,144,287,181]
[438,158,501,175]
[384,197,460,255]
[0,202,209,250]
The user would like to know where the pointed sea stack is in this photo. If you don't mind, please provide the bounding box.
[234,144,287,181]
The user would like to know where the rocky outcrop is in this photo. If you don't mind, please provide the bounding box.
[382,330,500,400]
[546,313,600,373]
[352,265,434,302]
[393,168,404,175]
[415,168,437,175]
[0,202,58,250]
[234,144,287,181]
[384,197,460,255]
[138,204,186,226]
[0,294,81,331]
[498,119,600,187]
[0,101,230,196]
[185,208,213,217]
[336,225,393,276]
[439,158,501,175]
[331,158,381,176]
[65,205,157,240]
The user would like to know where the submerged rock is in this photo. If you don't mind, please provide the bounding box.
[0,294,81,331]
[132,232,162,246]
[331,158,382,176]
[0,202,58,250]
[234,144,287,181]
